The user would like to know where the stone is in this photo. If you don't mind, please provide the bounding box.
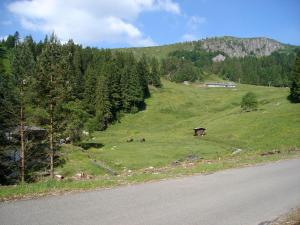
[55,174,64,180]
[232,149,243,155]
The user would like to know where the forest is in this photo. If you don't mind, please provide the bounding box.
[161,42,298,87]
[0,32,162,184]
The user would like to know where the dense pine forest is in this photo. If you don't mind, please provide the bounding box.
[161,42,298,87]
[0,32,161,184]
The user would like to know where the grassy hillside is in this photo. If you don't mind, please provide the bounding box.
[114,41,195,60]
[58,80,300,176]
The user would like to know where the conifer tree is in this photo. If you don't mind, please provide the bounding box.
[290,51,300,103]
[95,66,112,130]
[83,64,98,114]
[0,68,20,184]
[73,47,84,99]
[137,54,150,98]
[120,53,143,112]
[149,57,162,87]
[35,33,67,178]
[11,41,35,183]
[107,59,122,119]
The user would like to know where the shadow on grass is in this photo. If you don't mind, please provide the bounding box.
[77,142,104,150]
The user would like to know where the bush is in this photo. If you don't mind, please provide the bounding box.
[241,92,258,111]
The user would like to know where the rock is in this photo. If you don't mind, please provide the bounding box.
[143,166,155,173]
[126,138,133,142]
[212,54,226,62]
[171,160,181,166]
[74,172,89,180]
[55,174,64,180]
[74,173,83,178]
[86,174,93,179]
[73,172,90,180]
[186,154,202,162]
[288,147,300,152]
[201,37,283,57]
[232,149,243,155]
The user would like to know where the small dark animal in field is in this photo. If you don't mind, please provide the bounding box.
[126,138,134,142]
[140,138,146,142]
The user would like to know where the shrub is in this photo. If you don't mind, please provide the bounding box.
[241,92,258,111]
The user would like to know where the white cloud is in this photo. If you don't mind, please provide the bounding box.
[181,15,206,42]
[181,33,198,41]
[7,0,180,47]
[187,16,206,31]
[155,0,181,14]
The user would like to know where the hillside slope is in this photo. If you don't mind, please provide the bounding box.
[59,80,300,176]
[115,36,297,59]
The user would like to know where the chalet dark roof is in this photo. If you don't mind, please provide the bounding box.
[5,126,47,142]
[194,127,206,130]
[12,126,46,133]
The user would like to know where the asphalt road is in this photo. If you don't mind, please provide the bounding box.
[1,159,300,225]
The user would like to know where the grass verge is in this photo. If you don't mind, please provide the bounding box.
[1,150,299,202]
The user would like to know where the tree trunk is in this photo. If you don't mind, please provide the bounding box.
[19,95,25,183]
[49,102,54,179]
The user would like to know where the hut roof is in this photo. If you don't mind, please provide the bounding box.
[194,127,206,130]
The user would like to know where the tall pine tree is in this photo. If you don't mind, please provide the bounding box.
[137,54,150,98]
[120,53,144,112]
[290,51,300,103]
[11,41,35,183]
[35,34,68,178]
[149,57,162,87]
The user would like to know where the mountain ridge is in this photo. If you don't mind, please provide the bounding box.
[116,36,298,59]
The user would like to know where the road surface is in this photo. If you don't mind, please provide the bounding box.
[1,159,300,225]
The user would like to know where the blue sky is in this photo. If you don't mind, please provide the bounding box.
[0,0,299,48]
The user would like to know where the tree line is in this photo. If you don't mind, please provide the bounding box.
[161,42,299,88]
[0,32,162,184]
[211,52,297,87]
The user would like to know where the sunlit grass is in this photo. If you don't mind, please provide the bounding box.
[1,79,300,200]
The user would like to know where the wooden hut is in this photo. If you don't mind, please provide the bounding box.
[5,126,47,142]
[193,127,206,136]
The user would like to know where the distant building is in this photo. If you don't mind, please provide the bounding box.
[212,54,226,62]
[205,82,236,88]
[5,126,47,142]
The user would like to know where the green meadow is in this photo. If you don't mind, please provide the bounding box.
[1,79,300,200]
[58,79,300,176]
